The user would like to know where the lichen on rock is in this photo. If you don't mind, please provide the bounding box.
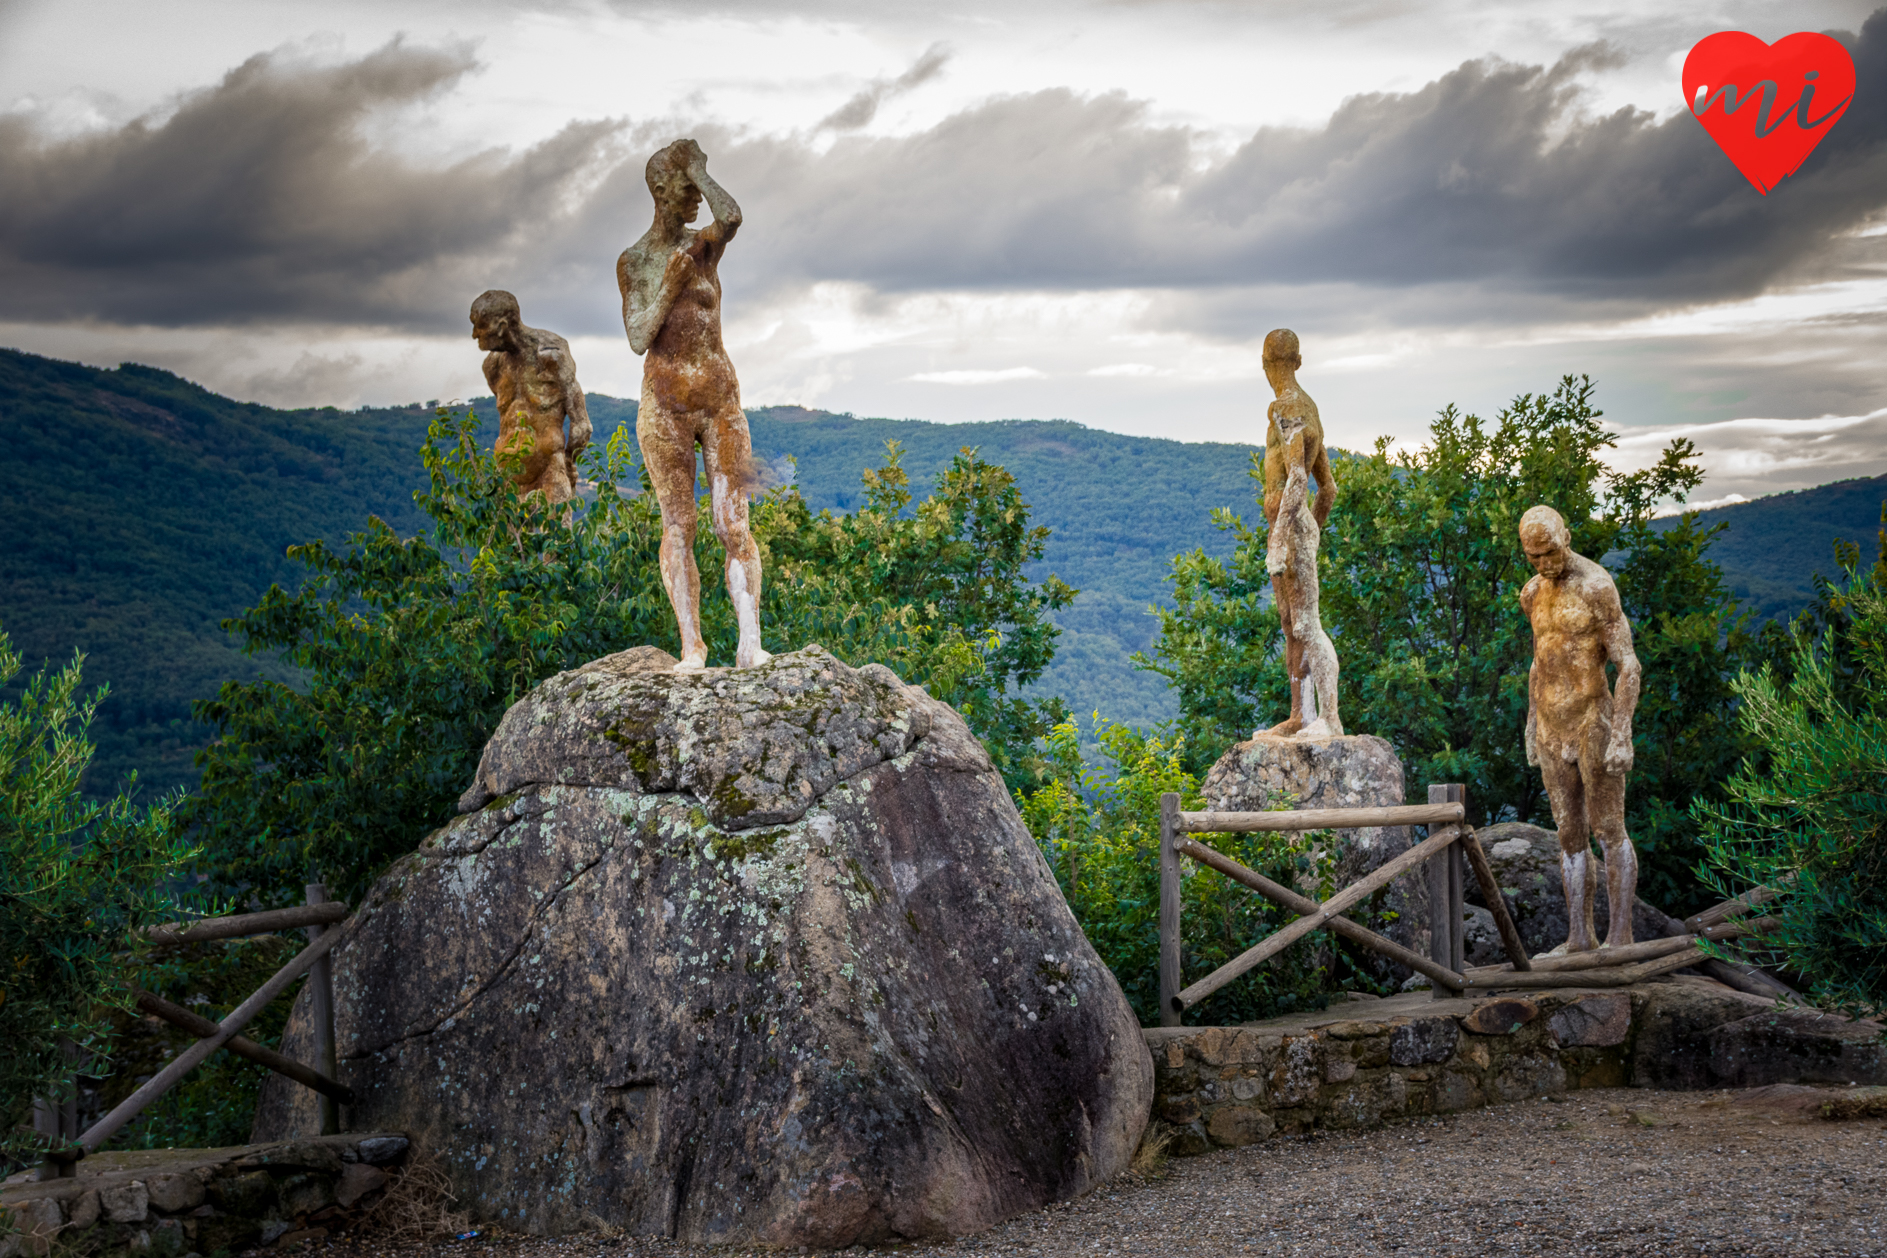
[257,646,1152,1247]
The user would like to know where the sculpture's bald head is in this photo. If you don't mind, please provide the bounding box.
[1519,505,1573,579]
[471,289,522,352]
[647,140,704,222]
[1263,328,1302,368]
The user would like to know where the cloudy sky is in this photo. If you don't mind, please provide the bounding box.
[2,0,1884,502]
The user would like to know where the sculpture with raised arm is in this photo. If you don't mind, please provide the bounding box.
[1257,328,1341,740]
[1519,504,1643,952]
[618,139,770,670]
[470,289,591,504]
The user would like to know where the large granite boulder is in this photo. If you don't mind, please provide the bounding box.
[1199,734,1428,982]
[255,646,1152,1246]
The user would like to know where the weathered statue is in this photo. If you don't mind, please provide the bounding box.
[470,290,592,504]
[617,139,770,670]
[1519,505,1643,952]
[1258,329,1341,739]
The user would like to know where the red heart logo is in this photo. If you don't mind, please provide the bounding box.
[1683,31,1856,194]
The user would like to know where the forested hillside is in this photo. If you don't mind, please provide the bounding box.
[3,346,1881,797]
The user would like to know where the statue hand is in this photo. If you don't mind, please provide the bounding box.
[678,137,709,174]
[663,247,695,287]
[1524,719,1538,768]
[1603,732,1634,775]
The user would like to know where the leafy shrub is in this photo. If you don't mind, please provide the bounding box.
[0,628,197,1168]
[1697,548,1887,1018]
[1020,716,1339,1026]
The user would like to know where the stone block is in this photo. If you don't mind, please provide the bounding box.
[1390,1017,1459,1065]
[145,1172,206,1213]
[4,1197,63,1258]
[354,1135,410,1166]
[209,1170,274,1216]
[1461,998,1538,1036]
[278,1171,335,1218]
[1206,1105,1275,1147]
[1549,995,1631,1047]
[195,1212,263,1254]
[100,1180,150,1224]
[335,1163,388,1210]
[67,1189,100,1230]
[1270,1035,1322,1107]
[1435,1070,1484,1111]
[1323,1056,1358,1083]
[1705,1008,1887,1088]
[1631,984,1771,1088]
[1158,1094,1202,1125]
[1169,1121,1212,1157]
[1492,1053,1567,1102]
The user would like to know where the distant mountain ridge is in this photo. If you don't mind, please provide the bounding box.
[2,346,1880,797]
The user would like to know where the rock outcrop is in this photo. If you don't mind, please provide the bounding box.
[1470,822,1690,955]
[1200,734,1428,979]
[256,646,1152,1247]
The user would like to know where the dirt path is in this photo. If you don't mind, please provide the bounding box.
[322,1087,1887,1258]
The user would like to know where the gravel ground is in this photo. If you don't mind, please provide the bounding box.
[315,1087,1887,1258]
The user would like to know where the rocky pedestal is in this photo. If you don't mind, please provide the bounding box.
[255,646,1152,1247]
[1199,734,1428,981]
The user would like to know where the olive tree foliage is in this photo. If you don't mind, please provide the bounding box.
[1,628,197,1168]
[1019,716,1338,1026]
[181,411,1070,909]
[1697,526,1887,1018]
[1139,377,1758,912]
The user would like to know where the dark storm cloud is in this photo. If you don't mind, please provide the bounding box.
[0,40,620,327]
[725,15,1887,307]
[5,13,1885,333]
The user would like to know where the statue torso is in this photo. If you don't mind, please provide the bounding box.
[1524,555,1618,742]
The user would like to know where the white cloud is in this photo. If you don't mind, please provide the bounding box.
[906,367,1047,385]
[1087,363,1169,377]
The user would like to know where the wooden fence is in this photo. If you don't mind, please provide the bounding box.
[1156,786,1777,1025]
[30,884,347,1181]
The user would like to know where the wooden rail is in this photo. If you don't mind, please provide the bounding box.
[1176,803,1465,833]
[135,991,355,1105]
[143,901,348,946]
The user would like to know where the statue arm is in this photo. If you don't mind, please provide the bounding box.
[621,247,692,357]
[1310,444,1337,529]
[1602,591,1641,774]
[686,148,742,247]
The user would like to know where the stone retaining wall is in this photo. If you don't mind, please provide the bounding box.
[1,1134,407,1258]
[1146,981,1887,1155]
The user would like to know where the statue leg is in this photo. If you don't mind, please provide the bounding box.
[1262,567,1305,737]
[637,404,707,669]
[1293,549,1341,738]
[704,409,770,670]
[1586,746,1637,948]
[1540,753,1598,953]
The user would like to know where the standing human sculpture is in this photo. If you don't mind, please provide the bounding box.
[618,139,770,670]
[471,290,591,504]
[1519,504,1643,952]
[1257,329,1341,740]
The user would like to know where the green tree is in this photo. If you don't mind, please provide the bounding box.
[1020,716,1337,1026]
[758,442,1074,791]
[1141,377,1756,913]
[183,413,1070,908]
[1,628,197,1167]
[1696,550,1887,1018]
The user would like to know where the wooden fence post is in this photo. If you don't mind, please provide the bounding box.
[1428,784,1466,999]
[1159,792,1182,1028]
[305,883,340,1135]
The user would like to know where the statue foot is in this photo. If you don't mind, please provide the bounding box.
[736,646,773,669]
[1257,717,1303,739]
[676,648,709,672]
[1296,718,1335,741]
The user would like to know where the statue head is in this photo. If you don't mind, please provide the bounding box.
[471,289,522,352]
[647,140,704,225]
[1262,328,1302,392]
[1519,505,1573,579]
